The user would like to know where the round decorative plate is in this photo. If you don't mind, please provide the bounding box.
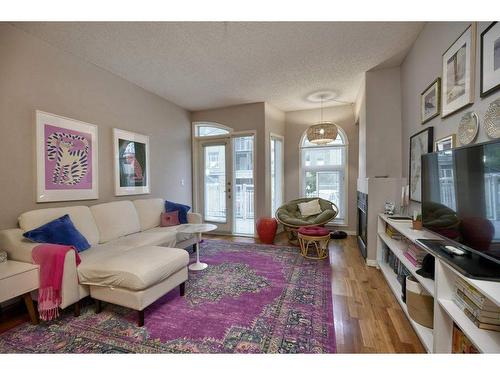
[458,111,479,145]
[484,98,500,139]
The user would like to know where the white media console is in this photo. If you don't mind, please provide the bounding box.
[376,213,500,353]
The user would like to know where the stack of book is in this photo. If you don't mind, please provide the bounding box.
[403,243,427,267]
[452,324,479,353]
[453,278,500,332]
[385,224,402,240]
[384,245,410,286]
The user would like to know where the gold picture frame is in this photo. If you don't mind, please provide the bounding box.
[421,78,441,124]
[434,134,457,151]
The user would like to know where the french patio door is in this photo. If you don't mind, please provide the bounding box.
[198,134,255,235]
[200,139,232,233]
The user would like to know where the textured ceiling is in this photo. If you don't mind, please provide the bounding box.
[13,22,424,112]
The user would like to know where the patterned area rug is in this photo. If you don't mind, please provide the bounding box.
[0,240,335,353]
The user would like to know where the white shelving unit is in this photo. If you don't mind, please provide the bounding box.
[377,231,435,296]
[377,214,500,353]
[378,261,434,352]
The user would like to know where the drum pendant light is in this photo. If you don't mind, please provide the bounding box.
[306,95,338,145]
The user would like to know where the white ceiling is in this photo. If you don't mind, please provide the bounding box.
[14,22,424,112]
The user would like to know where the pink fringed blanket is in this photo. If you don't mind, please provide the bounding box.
[32,244,81,321]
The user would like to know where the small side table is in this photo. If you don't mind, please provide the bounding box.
[176,223,217,271]
[0,260,39,324]
[297,226,330,260]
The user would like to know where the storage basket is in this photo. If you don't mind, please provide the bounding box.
[406,276,434,328]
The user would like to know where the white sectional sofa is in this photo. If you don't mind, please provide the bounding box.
[0,198,201,325]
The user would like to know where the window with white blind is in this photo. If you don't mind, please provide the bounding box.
[300,127,348,224]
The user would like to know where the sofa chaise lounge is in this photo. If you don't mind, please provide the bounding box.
[0,198,201,326]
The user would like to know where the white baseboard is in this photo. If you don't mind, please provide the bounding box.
[366,259,379,268]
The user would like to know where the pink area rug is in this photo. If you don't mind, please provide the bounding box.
[0,240,335,353]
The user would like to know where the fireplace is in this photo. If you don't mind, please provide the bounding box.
[357,191,367,259]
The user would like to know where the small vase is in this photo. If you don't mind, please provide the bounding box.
[256,217,278,244]
[412,220,423,230]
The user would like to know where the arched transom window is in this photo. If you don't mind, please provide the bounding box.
[300,127,348,224]
[194,122,231,137]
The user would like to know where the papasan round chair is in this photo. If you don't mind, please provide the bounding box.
[275,198,338,244]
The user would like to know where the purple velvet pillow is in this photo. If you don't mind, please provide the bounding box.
[161,211,180,227]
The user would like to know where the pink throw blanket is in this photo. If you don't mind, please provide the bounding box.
[32,244,81,321]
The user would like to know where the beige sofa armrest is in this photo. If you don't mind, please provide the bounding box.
[0,228,83,309]
[0,228,38,263]
[187,212,202,224]
[60,249,82,309]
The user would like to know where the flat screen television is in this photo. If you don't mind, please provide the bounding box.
[421,139,500,266]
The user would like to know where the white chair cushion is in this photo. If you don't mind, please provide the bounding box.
[133,198,164,231]
[78,246,189,291]
[90,201,141,243]
[298,199,322,217]
[18,206,100,245]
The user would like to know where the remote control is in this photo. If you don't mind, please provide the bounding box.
[443,245,466,256]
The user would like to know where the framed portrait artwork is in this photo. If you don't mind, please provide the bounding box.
[409,127,433,203]
[113,128,150,196]
[36,110,98,203]
[435,134,456,151]
[421,78,441,124]
[480,21,500,97]
[442,23,476,118]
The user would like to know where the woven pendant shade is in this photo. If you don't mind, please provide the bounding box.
[306,122,338,145]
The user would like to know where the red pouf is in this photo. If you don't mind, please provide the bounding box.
[256,217,278,244]
[298,226,330,236]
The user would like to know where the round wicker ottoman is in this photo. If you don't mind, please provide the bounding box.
[297,226,330,260]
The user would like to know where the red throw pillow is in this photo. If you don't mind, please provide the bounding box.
[161,211,180,227]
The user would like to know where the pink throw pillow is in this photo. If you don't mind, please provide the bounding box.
[161,211,180,227]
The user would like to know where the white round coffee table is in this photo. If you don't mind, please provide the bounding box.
[177,223,217,271]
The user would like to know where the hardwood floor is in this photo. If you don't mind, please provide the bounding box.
[0,233,425,353]
[206,232,425,353]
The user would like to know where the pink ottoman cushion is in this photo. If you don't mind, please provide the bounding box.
[298,226,330,236]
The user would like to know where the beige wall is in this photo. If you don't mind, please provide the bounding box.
[401,22,499,211]
[0,23,192,229]
[355,77,367,180]
[364,67,403,178]
[190,103,268,222]
[284,105,358,232]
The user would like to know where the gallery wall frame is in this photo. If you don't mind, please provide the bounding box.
[441,23,476,118]
[409,126,433,203]
[35,110,98,203]
[113,128,150,196]
[421,77,441,124]
[480,21,500,97]
[435,134,457,151]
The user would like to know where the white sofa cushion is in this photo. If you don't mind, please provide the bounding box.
[133,198,164,231]
[78,246,189,291]
[79,230,177,263]
[91,201,141,243]
[18,206,100,245]
[145,226,194,243]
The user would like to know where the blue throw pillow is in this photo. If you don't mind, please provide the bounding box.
[23,214,91,252]
[165,201,190,224]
